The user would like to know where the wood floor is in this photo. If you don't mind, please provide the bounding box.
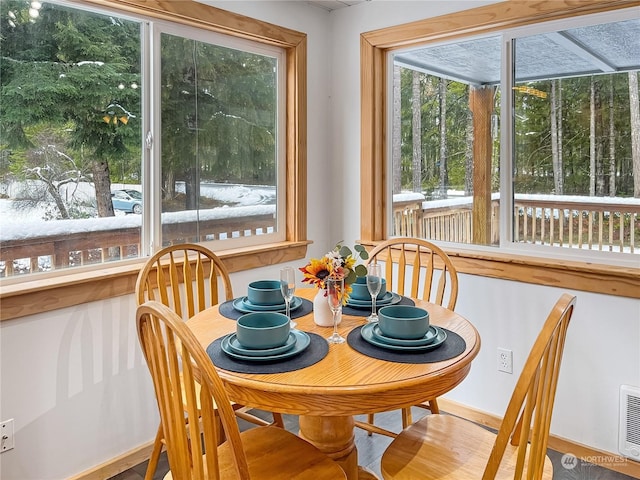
[109,408,636,480]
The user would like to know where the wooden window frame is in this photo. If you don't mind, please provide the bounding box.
[0,0,309,321]
[360,0,640,300]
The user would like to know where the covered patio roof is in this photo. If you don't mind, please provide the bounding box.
[394,17,640,85]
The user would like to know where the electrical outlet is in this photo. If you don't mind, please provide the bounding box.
[1,419,14,452]
[497,348,513,374]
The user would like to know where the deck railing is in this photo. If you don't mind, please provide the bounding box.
[393,194,639,253]
[0,211,275,277]
[1,195,637,278]
[513,196,638,252]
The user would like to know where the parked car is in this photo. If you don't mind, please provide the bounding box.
[111,189,142,214]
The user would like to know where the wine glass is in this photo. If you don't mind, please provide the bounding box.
[326,276,346,344]
[366,263,382,323]
[280,267,297,328]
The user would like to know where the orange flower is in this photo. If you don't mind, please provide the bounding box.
[299,242,369,300]
[299,257,332,289]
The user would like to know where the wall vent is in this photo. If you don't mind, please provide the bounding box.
[619,385,640,460]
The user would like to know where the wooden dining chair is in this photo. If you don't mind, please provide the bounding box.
[137,300,347,480]
[135,243,283,480]
[355,237,459,437]
[380,293,576,480]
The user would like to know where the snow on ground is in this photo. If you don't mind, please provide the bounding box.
[0,182,276,241]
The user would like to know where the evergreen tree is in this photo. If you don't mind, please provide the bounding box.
[0,1,141,217]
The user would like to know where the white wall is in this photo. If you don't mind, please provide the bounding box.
[450,278,640,453]
[0,296,155,479]
[1,1,638,479]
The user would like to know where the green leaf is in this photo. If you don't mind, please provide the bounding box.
[344,269,357,284]
[338,245,352,259]
[354,264,368,277]
[353,244,369,260]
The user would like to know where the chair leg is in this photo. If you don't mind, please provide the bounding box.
[366,413,375,436]
[272,412,285,428]
[401,398,440,428]
[144,423,164,480]
[401,407,413,429]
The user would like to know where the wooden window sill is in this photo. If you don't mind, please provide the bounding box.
[358,241,640,300]
[0,241,310,321]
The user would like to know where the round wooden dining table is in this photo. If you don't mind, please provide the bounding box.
[187,288,480,480]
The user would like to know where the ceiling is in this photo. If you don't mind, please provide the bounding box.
[394,16,640,85]
[306,0,368,12]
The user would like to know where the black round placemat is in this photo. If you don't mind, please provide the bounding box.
[219,297,313,321]
[343,295,415,317]
[207,331,328,374]
[347,326,466,364]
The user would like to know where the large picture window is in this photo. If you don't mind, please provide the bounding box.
[386,8,639,262]
[0,0,299,281]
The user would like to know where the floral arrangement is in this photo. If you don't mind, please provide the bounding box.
[299,242,369,300]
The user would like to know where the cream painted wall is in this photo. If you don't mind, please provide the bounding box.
[1,1,638,479]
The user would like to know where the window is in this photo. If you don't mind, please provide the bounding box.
[381,6,639,264]
[0,0,305,281]
[156,26,285,248]
[360,1,639,299]
[509,16,639,257]
[390,35,501,246]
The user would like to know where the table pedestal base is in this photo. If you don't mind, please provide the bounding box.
[299,415,379,480]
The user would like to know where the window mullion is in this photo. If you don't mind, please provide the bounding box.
[140,20,153,256]
[500,34,515,249]
[148,21,163,253]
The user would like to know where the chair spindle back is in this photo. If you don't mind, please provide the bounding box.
[137,301,250,479]
[136,243,233,319]
[367,238,458,310]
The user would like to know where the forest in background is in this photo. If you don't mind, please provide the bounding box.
[393,67,640,200]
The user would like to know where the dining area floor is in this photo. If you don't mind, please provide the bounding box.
[110,407,635,480]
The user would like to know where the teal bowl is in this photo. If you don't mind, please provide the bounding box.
[378,305,429,339]
[236,312,290,349]
[350,276,387,301]
[247,280,285,306]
